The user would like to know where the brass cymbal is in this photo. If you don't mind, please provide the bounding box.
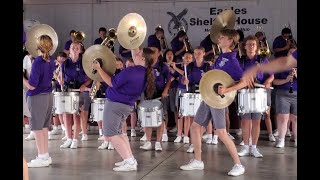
[25,24,58,58]
[82,45,116,82]
[117,13,147,49]
[199,69,236,109]
[210,10,236,44]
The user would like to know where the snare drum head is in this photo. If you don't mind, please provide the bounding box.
[138,99,162,111]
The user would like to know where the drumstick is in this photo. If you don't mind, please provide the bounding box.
[184,63,188,91]
[254,83,274,89]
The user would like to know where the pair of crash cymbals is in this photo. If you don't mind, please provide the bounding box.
[83,13,147,82]
[210,9,236,44]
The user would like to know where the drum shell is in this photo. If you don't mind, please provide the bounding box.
[237,88,267,114]
[90,98,106,122]
[138,100,163,127]
[179,93,202,116]
[53,92,79,114]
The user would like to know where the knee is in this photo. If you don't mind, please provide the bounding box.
[190,122,201,131]
[215,129,227,136]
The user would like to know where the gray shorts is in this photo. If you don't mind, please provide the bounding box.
[194,101,227,129]
[276,89,297,115]
[103,99,133,136]
[267,89,272,107]
[163,88,177,112]
[240,113,262,120]
[27,93,53,131]
[79,92,91,111]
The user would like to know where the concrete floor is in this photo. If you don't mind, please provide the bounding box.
[23,130,297,180]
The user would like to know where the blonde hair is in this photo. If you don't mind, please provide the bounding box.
[220,29,240,49]
[37,35,53,61]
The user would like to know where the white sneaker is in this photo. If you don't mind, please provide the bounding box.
[162,134,168,142]
[140,142,152,150]
[140,134,147,141]
[169,127,177,133]
[240,138,252,146]
[60,139,72,148]
[180,159,204,170]
[251,148,263,158]
[115,160,125,167]
[269,134,276,142]
[70,139,78,149]
[286,129,292,137]
[131,129,136,137]
[211,135,218,145]
[228,164,245,176]
[50,128,59,135]
[81,134,88,141]
[183,136,190,144]
[97,136,104,141]
[276,139,285,148]
[31,156,52,165]
[108,142,115,150]
[61,135,67,141]
[228,133,235,140]
[294,139,297,148]
[238,147,250,157]
[237,129,242,136]
[202,133,211,139]
[28,157,50,168]
[186,144,194,153]
[113,160,137,171]
[155,142,162,151]
[48,134,55,140]
[273,129,279,137]
[25,133,35,141]
[174,136,182,143]
[98,142,109,150]
[206,138,212,144]
[57,125,62,130]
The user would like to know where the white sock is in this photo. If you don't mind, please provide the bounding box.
[213,135,218,139]
[193,159,202,164]
[163,128,167,134]
[124,157,135,164]
[207,134,213,139]
[25,124,30,129]
[99,129,103,136]
[52,125,57,130]
[251,145,257,149]
[61,124,65,131]
[38,153,49,159]
[244,145,250,150]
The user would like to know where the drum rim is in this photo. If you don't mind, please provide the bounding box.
[53,92,80,95]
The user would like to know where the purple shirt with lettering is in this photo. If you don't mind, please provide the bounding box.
[212,52,243,81]
[106,66,146,106]
[27,56,56,96]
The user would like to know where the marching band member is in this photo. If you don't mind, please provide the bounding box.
[23,35,56,167]
[91,47,156,171]
[180,29,245,176]
[59,42,91,149]
[94,27,115,53]
[200,34,215,62]
[140,47,171,150]
[23,51,34,140]
[119,45,132,63]
[272,28,293,58]
[148,26,164,52]
[63,30,76,56]
[171,30,187,62]
[49,52,68,139]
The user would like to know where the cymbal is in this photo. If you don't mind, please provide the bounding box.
[117,13,147,49]
[199,69,236,109]
[82,45,116,82]
[210,10,236,44]
[25,24,58,58]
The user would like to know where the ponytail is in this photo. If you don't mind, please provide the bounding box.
[143,48,156,99]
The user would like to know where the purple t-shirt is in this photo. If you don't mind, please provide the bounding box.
[61,58,88,88]
[27,56,56,96]
[240,55,271,83]
[212,52,243,81]
[148,34,161,51]
[106,65,146,106]
[200,35,215,61]
[171,64,186,89]
[187,61,210,86]
[273,35,288,57]
[292,49,297,60]
[171,38,185,60]
[64,40,72,51]
[153,60,171,91]
[274,70,297,91]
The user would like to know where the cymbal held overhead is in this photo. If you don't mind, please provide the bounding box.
[210,10,236,44]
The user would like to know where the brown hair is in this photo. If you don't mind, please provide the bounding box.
[220,29,240,49]
[194,46,205,52]
[241,35,260,54]
[37,35,53,61]
[143,47,156,99]
[57,51,67,58]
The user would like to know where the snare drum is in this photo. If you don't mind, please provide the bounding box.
[179,93,202,116]
[90,98,106,122]
[138,99,163,127]
[237,88,267,115]
[52,92,80,114]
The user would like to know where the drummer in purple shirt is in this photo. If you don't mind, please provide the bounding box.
[92,47,156,171]
[180,29,245,177]
[63,30,76,55]
[23,35,56,168]
[59,42,92,149]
